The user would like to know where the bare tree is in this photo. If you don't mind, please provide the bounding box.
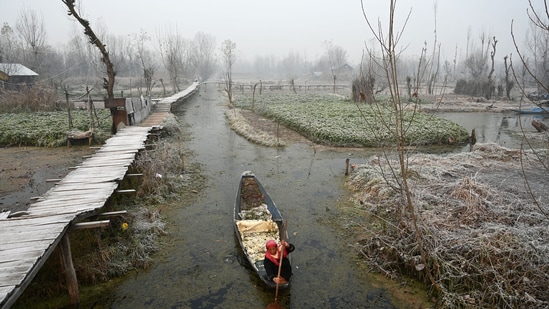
[459,33,492,97]
[130,30,156,96]
[280,51,305,93]
[194,32,217,81]
[511,0,549,215]
[323,41,348,93]
[0,22,19,63]
[15,7,47,71]
[157,25,184,93]
[179,38,196,82]
[360,0,440,294]
[352,50,376,103]
[221,39,236,104]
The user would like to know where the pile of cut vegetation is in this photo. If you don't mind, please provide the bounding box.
[237,177,278,264]
[346,143,549,308]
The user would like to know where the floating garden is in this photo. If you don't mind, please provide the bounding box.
[0,109,112,147]
[234,93,469,147]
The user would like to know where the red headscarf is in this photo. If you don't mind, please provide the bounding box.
[265,240,288,266]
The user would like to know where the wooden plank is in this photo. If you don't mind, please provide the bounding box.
[44,183,117,192]
[33,195,112,204]
[77,161,135,167]
[95,149,142,154]
[0,215,72,229]
[97,210,127,218]
[72,220,110,229]
[30,197,107,206]
[55,177,122,184]
[27,206,99,216]
[30,201,106,209]
[80,156,137,162]
[34,191,110,200]
[0,223,66,235]
[0,248,45,261]
[0,273,26,286]
[0,286,12,294]
[87,152,137,159]
[0,258,42,269]
[0,238,55,251]
[62,168,128,178]
[0,230,59,244]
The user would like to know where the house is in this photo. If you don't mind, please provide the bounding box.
[309,64,354,82]
[0,63,38,90]
[335,63,354,81]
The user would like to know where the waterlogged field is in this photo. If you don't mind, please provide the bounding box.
[234,93,469,147]
[0,109,112,147]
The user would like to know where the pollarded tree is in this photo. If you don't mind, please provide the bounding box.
[62,0,116,100]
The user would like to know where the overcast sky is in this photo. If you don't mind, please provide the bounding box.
[0,0,543,64]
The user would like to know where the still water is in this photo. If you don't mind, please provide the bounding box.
[439,111,549,150]
[108,84,397,308]
[106,86,547,308]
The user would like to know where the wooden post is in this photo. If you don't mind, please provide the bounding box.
[345,158,350,176]
[59,234,80,306]
[532,119,548,132]
[471,128,477,145]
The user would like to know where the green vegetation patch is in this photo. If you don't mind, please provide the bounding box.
[0,109,112,147]
[235,93,469,147]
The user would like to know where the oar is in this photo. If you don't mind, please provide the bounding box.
[267,220,288,309]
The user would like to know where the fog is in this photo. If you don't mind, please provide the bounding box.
[0,0,541,65]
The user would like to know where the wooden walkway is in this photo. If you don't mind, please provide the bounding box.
[0,82,199,309]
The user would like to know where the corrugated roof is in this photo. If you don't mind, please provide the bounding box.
[0,63,38,76]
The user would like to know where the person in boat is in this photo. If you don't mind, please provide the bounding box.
[264,239,295,284]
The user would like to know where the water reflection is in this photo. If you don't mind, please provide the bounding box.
[439,111,549,150]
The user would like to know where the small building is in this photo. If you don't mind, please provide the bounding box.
[0,63,38,90]
[335,63,354,81]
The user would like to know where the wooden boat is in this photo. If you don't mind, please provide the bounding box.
[233,171,290,289]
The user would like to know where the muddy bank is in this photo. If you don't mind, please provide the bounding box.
[0,146,96,213]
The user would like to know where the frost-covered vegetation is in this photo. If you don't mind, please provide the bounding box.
[0,109,112,147]
[234,93,469,147]
[346,144,549,308]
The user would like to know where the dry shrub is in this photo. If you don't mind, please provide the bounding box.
[348,143,549,308]
[0,85,60,113]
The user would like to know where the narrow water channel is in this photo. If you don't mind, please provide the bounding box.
[107,84,402,308]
